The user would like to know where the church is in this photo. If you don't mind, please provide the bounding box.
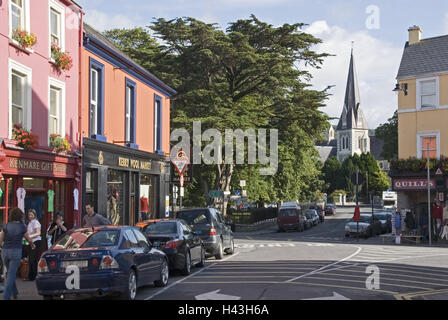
[316,48,386,168]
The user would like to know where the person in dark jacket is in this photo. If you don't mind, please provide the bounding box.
[83,204,112,227]
[47,213,68,246]
[0,208,35,300]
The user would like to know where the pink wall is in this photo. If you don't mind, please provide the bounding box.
[0,0,82,150]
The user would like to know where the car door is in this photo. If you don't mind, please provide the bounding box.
[123,229,149,285]
[216,210,231,247]
[180,221,201,263]
[132,228,160,283]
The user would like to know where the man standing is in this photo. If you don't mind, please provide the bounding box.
[83,204,112,227]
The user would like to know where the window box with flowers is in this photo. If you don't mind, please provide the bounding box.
[12,125,38,150]
[10,28,37,54]
[50,43,73,71]
[49,134,71,153]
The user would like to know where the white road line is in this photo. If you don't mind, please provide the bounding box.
[143,252,240,300]
[285,246,362,283]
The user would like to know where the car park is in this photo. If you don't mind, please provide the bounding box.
[277,203,305,232]
[36,226,169,300]
[325,204,337,216]
[175,208,234,260]
[137,219,205,275]
[345,214,382,238]
[373,212,392,234]
[305,209,320,226]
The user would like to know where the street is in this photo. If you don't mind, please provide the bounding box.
[132,206,448,300]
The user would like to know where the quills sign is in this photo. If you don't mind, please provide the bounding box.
[393,179,436,191]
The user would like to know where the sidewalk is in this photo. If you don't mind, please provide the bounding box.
[0,278,41,300]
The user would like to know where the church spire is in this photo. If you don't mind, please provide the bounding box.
[337,46,368,130]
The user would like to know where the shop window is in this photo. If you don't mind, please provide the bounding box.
[23,177,45,189]
[85,170,98,213]
[140,174,156,220]
[107,170,126,226]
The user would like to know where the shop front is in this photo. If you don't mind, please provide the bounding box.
[82,138,170,226]
[391,173,447,241]
[0,139,82,249]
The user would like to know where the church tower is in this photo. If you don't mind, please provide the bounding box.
[336,47,370,163]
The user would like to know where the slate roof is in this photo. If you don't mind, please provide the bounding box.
[337,50,369,131]
[397,35,448,79]
[369,136,385,161]
[316,146,337,163]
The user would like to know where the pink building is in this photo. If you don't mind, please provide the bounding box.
[0,0,84,237]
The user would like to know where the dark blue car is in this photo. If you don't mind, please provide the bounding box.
[36,226,169,300]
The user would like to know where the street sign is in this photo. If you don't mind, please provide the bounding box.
[172,150,190,175]
[234,190,240,196]
[436,168,443,175]
[209,190,224,198]
[351,172,364,185]
[240,180,246,187]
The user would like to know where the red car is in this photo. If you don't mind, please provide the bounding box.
[277,205,305,232]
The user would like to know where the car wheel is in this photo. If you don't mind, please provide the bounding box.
[197,246,206,267]
[214,239,224,260]
[226,238,235,255]
[154,259,169,287]
[181,251,192,276]
[121,269,137,300]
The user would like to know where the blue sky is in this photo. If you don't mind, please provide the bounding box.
[76,0,448,128]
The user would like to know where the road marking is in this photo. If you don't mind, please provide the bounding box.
[303,292,351,300]
[143,252,240,300]
[395,289,448,300]
[195,289,241,300]
[285,246,362,283]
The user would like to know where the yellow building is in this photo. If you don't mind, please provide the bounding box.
[391,26,448,240]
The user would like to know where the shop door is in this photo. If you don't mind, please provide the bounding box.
[24,192,47,252]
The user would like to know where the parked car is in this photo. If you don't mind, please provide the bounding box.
[137,219,205,275]
[305,209,320,226]
[277,204,305,232]
[309,205,325,222]
[175,208,234,260]
[303,215,312,230]
[373,212,392,234]
[36,226,169,300]
[345,214,382,238]
[325,204,337,216]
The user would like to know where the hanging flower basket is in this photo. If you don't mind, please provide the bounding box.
[12,125,38,150]
[12,28,37,49]
[49,134,71,152]
[51,43,73,71]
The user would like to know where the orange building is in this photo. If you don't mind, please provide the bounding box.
[81,24,176,226]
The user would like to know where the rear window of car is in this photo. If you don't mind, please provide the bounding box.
[279,209,298,217]
[176,210,211,225]
[53,230,120,250]
[144,222,178,235]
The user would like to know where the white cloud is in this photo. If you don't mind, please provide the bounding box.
[305,21,403,128]
[83,9,144,31]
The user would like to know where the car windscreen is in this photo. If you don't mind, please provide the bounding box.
[144,222,178,234]
[352,216,372,223]
[374,213,390,220]
[176,210,211,225]
[278,209,297,217]
[52,230,120,250]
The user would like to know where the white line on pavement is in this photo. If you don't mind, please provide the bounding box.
[143,252,241,300]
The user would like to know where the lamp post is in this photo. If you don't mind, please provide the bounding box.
[423,143,437,246]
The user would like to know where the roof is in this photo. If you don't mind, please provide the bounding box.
[397,35,448,79]
[316,146,337,163]
[83,23,177,97]
[337,49,369,131]
[369,136,385,161]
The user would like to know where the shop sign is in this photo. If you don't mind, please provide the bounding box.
[118,157,151,171]
[8,158,68,173]
[393,178,435,191]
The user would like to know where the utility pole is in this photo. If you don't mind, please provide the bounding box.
[424,143,436,246]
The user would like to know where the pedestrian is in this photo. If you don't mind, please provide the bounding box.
[47,213,68,247]
[83,204,112,227]
[394,210,402,244]
[26,209,41,281]
[0,208,35,300]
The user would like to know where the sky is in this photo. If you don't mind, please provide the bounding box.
[75,0,448,128]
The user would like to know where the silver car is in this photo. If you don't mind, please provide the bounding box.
[345,214,382,238]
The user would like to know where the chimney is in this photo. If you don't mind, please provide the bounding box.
[408,25,422,45]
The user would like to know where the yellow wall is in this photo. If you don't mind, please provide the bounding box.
[397,75,448,159]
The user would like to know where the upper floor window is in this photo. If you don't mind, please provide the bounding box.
[154,94,163,154]
[49,1,65,54]
[9,0,30,37]
[9,59,32,135]
[417,77,439,109]
[89,58,106,141]
[417,132,439,159]
[125,79,137,148]
[48,78,65,138]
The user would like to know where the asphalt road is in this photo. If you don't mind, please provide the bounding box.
[136,206,448,300]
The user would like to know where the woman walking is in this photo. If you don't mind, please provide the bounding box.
[26,209,41,281]
[0,208,35,300]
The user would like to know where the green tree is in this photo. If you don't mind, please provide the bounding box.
[375,111,398,161]
[321,157,344,195]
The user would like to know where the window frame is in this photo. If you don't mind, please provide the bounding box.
[417,131,440,160]
[9,0,30,38]
[416,76,439,110]
[89,58,106,141]
[48,0,66,56]
[125,78,138,149]
[48,77,66,143]
[154,94,163,155]
[8,59,32,137]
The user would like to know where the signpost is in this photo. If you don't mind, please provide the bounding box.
[172,151,190,210]
[423,143,437,246]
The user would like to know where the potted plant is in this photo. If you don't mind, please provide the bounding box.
[49,134,71,152]
[12,28,37,50]
[12,125,38,150]
[51,43,73,71]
